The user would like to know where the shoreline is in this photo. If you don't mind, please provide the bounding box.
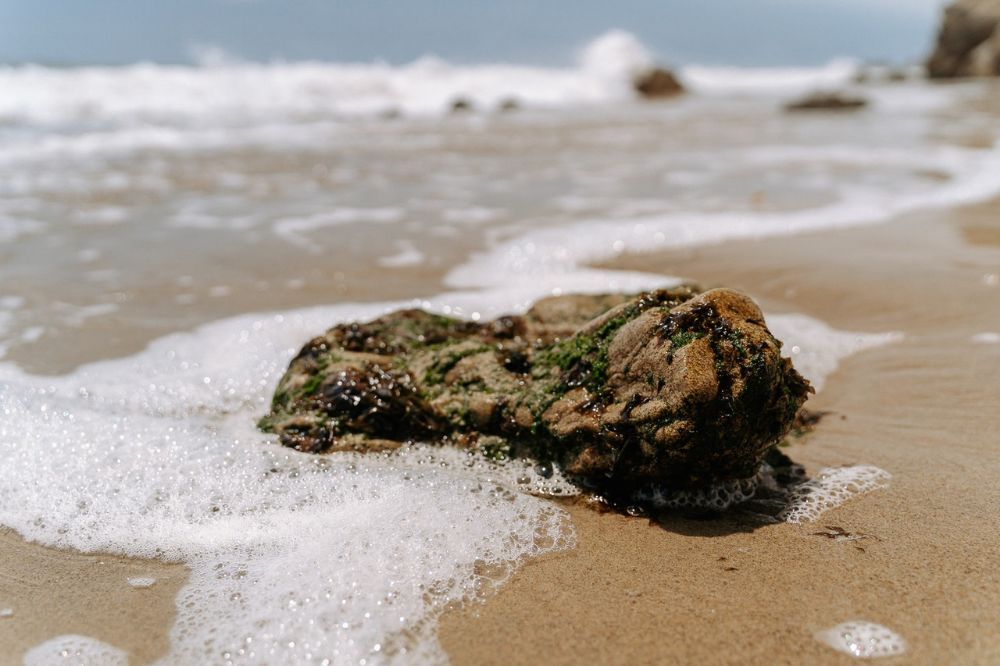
[438,201,1000,664]
[2,200,999,663]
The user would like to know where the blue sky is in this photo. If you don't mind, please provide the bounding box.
[0,0,946,67]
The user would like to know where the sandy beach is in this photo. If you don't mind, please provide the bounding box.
[2,195,998,664]
[6,0,1000,660]
[438,201,1000,664]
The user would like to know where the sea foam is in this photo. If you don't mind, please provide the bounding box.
[816,621,907,659]
[780,466,892,524]
[0,279,895,663]
[0,31,650,130]
[23,635,129,666]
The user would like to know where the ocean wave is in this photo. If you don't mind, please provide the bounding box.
[0,29,899,132]
[445,140,1000,291]
[0,31,648,128]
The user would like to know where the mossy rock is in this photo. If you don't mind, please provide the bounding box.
[260,287,811,493]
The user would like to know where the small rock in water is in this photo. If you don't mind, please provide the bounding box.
[260,287,811,500]
[449,97,474,114]
[633,67,685,98]
[816,620,907,658]
[785,91,868,112]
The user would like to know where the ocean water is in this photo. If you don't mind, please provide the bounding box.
[2,30,999,664]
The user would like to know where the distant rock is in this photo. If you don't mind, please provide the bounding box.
[497,97,521,113]
[449,97,474,114]
[633,67,684,99]
[259,287,811,495]
[927,0,1000,78]
[784,91,868,112]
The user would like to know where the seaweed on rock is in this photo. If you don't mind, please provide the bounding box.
[260,287,812,498]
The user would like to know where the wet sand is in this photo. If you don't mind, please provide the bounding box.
[2,201,1000,663]
[0,530,186,664]
[438,202,1000,664]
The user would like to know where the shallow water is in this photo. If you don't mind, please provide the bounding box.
[2,35,999,374]
[2,31,999,664]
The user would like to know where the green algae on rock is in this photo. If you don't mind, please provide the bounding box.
[259,287,812,493]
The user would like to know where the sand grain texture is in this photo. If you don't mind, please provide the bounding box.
[1,204,998,664]
[439,203,1000,665]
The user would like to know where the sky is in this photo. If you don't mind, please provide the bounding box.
[0,0,947,67]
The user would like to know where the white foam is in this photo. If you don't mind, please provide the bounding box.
[0,607,12,618]
[780,465,891,524]
[971,332,1000,344]
[23,635,129,666]
[272,208,404,250]
[0,277,898,662]
[442,207,504,225]
[0,30,654,134]
[127,577,157,588]
[635,477,759,512]
[682,58,859,95]
[0,217,44,244]
[636,459,890,521]
[0,293,576,664]
[768,315,903,392]
[377,240,425,268]
[816,621,907,658]
[577,29,655,91]
[445,140,1000,295]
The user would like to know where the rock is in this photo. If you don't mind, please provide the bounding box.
[784,91,868,112]
[259,287,811,494]
[633,67,684,99]
[927,0,1000,77]
[497,97,521,113]
[449,97,474,113]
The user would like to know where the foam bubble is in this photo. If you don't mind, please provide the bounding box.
[816,621,907,658]
[634,477,759,512]
[780,465,891,524]
[127,577,157,588]
[23,635,129,666]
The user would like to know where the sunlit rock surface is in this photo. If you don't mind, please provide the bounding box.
[927,0,1000,78]
[260,287,811,493]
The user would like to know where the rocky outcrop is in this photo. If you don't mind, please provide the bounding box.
[633,67,684,99]
[785,92,868,112]
[259,287,811,495]
[927,0,1000,78]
